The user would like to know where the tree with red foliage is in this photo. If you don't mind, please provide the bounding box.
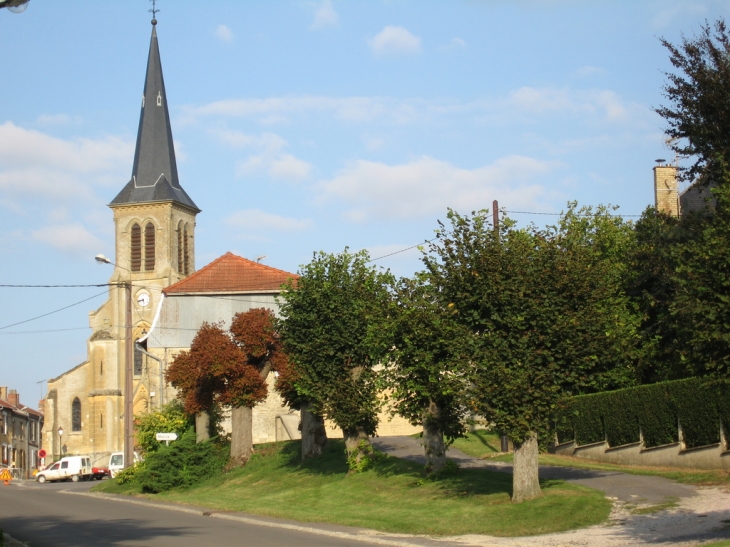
[166,309,286,467]
[228,308,286,464]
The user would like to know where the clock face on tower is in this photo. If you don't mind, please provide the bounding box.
[136,291,150,308]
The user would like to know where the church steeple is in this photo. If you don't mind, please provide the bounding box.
[110,20,199,212]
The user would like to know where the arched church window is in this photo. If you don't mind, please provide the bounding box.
[183,224,190,275]
[72,398,82,432]
[130,223,142,272]
[144,222,156,271]
[134,339,145,376]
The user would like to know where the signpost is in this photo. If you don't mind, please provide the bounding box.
[155,432,178,446]
[0,467,13,485]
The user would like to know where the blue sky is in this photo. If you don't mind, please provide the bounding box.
[1,0,728,404]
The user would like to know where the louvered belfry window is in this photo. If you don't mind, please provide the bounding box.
[130,223,142,272]
[144,222,156,271]
[183,224,190,275]
[177,221,184,272]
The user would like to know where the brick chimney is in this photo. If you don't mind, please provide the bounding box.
[654,163,679,217]
[0,387,7,401]
[7,390,19,408]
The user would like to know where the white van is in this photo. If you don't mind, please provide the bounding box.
[108,451,142,478]
[36,456,92,483]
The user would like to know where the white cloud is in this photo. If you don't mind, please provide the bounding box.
[0,122,132,203]
[505,87,636,123]
[184,96,421,125]
[31,223,104,256]
[368,26,422,56]
[36,114,81,125]
[185,87,648,128]
[213,129,312,181]
[574,65,604,78]
[316,155,556,221]
[362,135,385,151]
[651,3,706,29]
[225,209,313,232]
[269,154,312,180]
[442,37,466,51]
[311,0,338,30]
[215,24,234,43]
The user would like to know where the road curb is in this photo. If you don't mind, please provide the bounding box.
[60,490,459,547]
[3,532,28,547]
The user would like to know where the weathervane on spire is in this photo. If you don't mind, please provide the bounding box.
[149,0,159,24]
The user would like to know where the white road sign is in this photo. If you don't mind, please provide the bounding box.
[156,432,178,442]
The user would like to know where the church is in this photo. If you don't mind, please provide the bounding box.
[42,19,203,465]
[42,19,417,467]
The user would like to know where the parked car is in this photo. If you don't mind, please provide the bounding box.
[36,456,92,483]
[108,452,142,478]
[91,466,109,480]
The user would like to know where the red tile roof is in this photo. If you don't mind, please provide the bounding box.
[0,398,43,417]
[164,252,298,295]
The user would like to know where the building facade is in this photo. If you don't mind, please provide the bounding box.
[0,388,43,478]
[145,252,419,443]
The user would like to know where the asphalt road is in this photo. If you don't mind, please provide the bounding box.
[0,478,463,547]
[372,436,697,505]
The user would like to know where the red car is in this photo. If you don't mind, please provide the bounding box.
[91,466,109,480]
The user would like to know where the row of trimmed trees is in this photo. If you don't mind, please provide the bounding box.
[165,186,730,503]
[164,20,730,503]
[164,202,644,503]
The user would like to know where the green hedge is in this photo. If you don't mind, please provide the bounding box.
[555,378,729,449]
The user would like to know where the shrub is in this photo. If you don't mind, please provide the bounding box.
[134,400,192,455]
[134,428,228,493]
[555,378,729,449]
[115,463,142,485]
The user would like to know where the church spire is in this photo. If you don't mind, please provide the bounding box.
[110,20,199,212]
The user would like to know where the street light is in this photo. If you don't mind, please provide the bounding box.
[0,0,30,13]
[57,426,63,459]
[95,253,134,470]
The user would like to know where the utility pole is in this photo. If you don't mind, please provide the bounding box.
[493,200,499,233]
[124,282,133,470]
[493,199,510,454]
[96,254,135,470]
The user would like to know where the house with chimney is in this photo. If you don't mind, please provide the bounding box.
[0,387,44,478]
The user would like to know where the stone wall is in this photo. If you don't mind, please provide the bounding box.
[552,427,730,470]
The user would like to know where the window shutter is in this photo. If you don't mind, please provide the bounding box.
[145,222,156,271]
[130,224,142,272]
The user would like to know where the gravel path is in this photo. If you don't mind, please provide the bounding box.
[372,436,730,546]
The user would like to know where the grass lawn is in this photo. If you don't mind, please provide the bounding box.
[536,454,730,486]
[94,439,611,537]
[450,433,730,486]
[449,430,503,459]
[703,541,730,547]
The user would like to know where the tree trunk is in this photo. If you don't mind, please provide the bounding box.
[423,400,446,474]
[511,432,541,503]
[343,426,371,471]
[195,412,210,443]
[300,402,328,461]
[230,406,253,467]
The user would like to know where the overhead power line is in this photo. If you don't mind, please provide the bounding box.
[0,284,111,288]
[0,290,108,331]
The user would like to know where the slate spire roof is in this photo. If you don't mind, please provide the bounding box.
[164,252,298,294]
[109,21,200,212]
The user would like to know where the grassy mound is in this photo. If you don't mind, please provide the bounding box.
[95,439,610,537]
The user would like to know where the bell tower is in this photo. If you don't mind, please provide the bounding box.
[109,19,200,285]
